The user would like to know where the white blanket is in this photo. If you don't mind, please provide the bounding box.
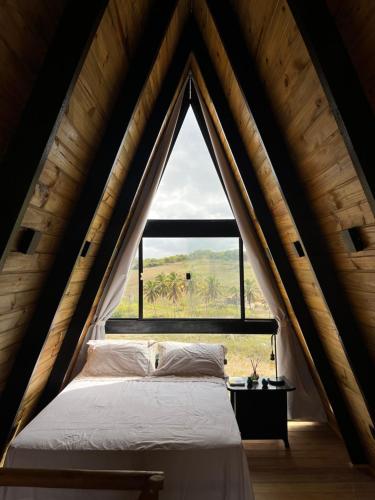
[3,376,253,500]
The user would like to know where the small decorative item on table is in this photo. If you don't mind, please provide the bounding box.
[249,358,260,383]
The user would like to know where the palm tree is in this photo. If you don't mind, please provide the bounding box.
[155,273,169,299]
[199,276,221,315]
[166,272,185,316]
[205,276,221,302]
[228,286,240,305]
[244,277,259,310]
[144,280,159,316]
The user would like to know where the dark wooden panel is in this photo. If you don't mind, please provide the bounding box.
[18,3,191,426]
[0,0,180,453]
[106,319,277,334]
[287,0,375,214]
[144,219,240,237]
[191,23,366,464]
[0,0,67,155]
[34,29,191,416]
[0,0,109,270]
[205,0,374,428]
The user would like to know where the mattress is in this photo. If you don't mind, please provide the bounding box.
[3,376,253,500]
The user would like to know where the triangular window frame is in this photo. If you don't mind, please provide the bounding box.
[148,104,234,220]
[109,81,275,333]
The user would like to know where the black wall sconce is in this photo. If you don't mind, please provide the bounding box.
[341,226,365,252]
[292,240,305,257]
[17,228,41,254]
[80,240,92,257]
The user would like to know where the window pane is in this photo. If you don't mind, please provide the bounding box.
[111,252,139,318]
[148,108,234,219]
[142,237,240,318]
[243,248,273,319]
[106,333,276,378]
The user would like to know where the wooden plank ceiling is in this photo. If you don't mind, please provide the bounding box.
[213,0,375,466]
[0,0,374,469]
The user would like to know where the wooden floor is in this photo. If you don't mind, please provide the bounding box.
[244,422,375,500]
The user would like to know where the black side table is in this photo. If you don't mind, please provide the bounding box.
[227,376,295,447]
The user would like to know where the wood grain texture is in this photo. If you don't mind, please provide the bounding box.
[246,421,375,499]
[15,0,190,428]
[190,57,334,430]
[326,0,375,113]
[0,0,67,157]
[0,0,67,389]
[1,0,374,471]
[0,468,164,499]
[0,0,155,424]
[194,0,375,466]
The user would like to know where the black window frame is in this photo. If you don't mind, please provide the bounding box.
[106,219,277,334]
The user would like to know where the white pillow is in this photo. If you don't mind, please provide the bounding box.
[81,340,153,377]
[154,341,227,377]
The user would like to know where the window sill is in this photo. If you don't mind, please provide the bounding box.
[105,318,278,334]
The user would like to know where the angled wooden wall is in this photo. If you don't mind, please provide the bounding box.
[193,0,375,466]
[190,57,333,426]
[326,0,375,114]
[1,0,374,468]
[0,0,155,422]
[0,0,67,392]
[15,0,190,428]
[0,0,67,158]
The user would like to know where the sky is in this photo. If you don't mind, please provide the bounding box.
[145,107,237,258]
[148,107,233,220]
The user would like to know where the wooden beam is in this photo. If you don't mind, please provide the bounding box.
[0,0,180,453]
[106,318,277,334]
[205,0,375,427]
[34,31,191,415]
[0,468,164,498]
[0,0,109,270]
[191,24,367,464]
[143,219,240,237]
[287,0,375,215]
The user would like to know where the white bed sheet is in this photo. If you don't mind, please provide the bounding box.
[3,375,253,500]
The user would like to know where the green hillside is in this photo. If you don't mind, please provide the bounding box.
[113,250,272,319]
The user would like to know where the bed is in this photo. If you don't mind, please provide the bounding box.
[2,342,254,500]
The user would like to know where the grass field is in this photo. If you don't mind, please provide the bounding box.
[112,251,272,319]
[106,333,275,378]
[110,250,275,378]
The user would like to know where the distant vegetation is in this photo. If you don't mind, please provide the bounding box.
[141,249,239,269]
[113,249,272,319]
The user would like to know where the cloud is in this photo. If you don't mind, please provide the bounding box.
[148,108,233,220]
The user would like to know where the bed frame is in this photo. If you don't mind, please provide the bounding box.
[0,468,164,499]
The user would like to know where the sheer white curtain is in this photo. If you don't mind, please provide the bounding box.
[196,85,325,420]
[71,85,186,376]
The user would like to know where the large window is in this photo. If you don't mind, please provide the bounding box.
[109,219,275,333]
[108,107,276,335]
[142,237,241,319]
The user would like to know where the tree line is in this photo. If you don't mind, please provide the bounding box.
[140,249,239,269]
[143,271,267,315]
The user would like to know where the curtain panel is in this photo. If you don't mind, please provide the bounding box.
[70,84,186,377]
[195,83,325,421]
